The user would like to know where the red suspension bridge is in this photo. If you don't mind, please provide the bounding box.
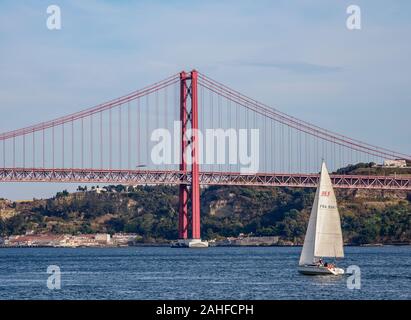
[0,70,410,241]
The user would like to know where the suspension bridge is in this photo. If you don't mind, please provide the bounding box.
[1,70,410,241]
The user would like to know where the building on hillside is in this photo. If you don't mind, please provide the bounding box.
[90,187,106,194]
[95,233,111,244]
[4,234,69,247]
[68,234,96,247]
[216,236,279,246]
[112,233,138,246]
[383,159,407,168]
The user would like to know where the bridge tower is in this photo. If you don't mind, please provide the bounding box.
[178,70,204,246]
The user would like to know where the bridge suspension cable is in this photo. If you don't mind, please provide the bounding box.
[0,70,409,177]
[197,72,410,162]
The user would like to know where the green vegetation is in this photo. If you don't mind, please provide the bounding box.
[335,162,411,176]
[0,185,410,245]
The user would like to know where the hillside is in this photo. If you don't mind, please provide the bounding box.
[334,162,411,176]
[1,183,410,245]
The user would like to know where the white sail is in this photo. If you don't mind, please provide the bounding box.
[299,186,320,265]
[299,162,344,266]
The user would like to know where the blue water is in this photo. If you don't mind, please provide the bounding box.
[0,246,409,300]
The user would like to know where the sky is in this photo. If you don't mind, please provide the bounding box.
[0,0,410,200]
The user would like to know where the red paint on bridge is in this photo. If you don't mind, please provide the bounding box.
[1,168,410,191]
[1,69,410,240]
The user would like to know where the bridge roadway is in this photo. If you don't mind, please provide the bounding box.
[1,168,410,191]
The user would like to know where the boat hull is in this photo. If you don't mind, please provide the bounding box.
[298,265,344,276]
[171,239,209,248]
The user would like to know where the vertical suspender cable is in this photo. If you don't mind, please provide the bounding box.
[137,98,140,167]
[100,111,103,169]
[23,134,26,168]
[128,101,131,170]
[119,105,122,169]
[91,115,93,169]
[109,108,112,170]
[71,118,74,169]
[62,124,65,169]
[52,124,55,169]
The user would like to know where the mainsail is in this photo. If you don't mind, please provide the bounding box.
[299,162,344,266]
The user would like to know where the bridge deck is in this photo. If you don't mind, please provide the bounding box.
[1,168,410,191]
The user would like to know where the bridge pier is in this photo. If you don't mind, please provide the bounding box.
[178,70,204,245]
[179,71,189,239]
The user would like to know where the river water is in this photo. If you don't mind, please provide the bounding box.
[0,246,409,300]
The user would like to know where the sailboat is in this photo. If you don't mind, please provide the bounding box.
[298,161,345,276]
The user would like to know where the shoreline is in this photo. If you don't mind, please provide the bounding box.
[1,243,410,249]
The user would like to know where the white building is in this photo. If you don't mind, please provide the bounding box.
[95,233,111,244]
[112,233,138,246]
[383,159,407,168]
